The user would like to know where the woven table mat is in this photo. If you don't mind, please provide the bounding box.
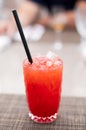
[0,94,86,130]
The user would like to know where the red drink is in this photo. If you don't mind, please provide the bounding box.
[23,56,63,123]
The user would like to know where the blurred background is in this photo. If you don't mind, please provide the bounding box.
[0,0,86,97]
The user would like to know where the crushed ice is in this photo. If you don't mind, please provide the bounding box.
[46,61,53,67]
[54,61,61,65]
[46,51,57,59]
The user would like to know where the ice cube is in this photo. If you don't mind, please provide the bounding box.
[46,51,57,59]
[54,61,61,66]
[46,61,53,67]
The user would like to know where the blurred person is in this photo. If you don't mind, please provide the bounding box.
[0,0,86,37]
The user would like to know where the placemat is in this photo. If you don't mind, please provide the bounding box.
[0,94,86,130]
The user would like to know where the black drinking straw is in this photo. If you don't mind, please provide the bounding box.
[12,10,33,64]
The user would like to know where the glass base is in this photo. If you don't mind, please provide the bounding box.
[29,112,58,123]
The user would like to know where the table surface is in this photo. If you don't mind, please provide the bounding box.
[0,94,86,130]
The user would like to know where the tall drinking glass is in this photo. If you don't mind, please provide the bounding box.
[75,6,86,60]
[51,6,67,50]
[23,55,63,123]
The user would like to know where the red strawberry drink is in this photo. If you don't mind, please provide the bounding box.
[23,55,63,123]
